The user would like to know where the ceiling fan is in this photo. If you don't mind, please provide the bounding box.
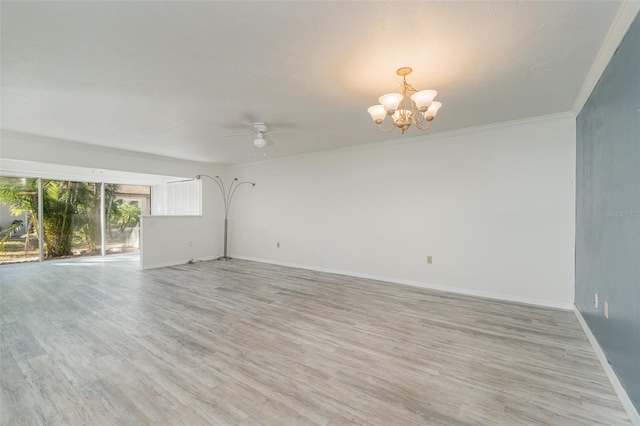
[224,122,295,150]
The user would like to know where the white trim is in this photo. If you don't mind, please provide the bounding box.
[100,182,106,257]
[37,178,44,263]
[0,129,224,168]
[573,307,640,425]
[572,1,640,115]
[232,112,575,168]
[0,159,183,186]
[232,255,573,310]
[409,112,575,144]
[140,256,216,270]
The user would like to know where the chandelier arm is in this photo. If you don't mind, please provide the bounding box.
[411,109,425,126]
[414,119,432,131]
[405,82,418,93]
[377,123,394,133]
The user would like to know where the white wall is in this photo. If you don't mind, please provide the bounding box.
[227,114,576,308]
[140,215,216,269]
[1,119,577,306]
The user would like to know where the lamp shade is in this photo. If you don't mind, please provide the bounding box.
[367,105,387,123]
[378,93,403,113]
[423,101,442,120]
[411,90,437,111]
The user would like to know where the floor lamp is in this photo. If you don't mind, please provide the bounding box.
[196,175,255,261]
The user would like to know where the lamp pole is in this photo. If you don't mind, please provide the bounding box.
[196,175,255,261]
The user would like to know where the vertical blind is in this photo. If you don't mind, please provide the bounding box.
[167,179,201,215]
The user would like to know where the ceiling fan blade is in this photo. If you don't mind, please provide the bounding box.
[267,130,296,134]
[263,120,297,128]
[262,135,275,147]
[223,133,248,137]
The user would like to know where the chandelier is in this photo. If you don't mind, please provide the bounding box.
[367,67,442,134]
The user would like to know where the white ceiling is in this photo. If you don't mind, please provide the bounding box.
[1,1,624,165]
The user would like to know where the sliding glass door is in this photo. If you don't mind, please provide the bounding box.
[105,184,149,254]
[41,179,102,258]
[0,176,40,264]
[1,175,152,264]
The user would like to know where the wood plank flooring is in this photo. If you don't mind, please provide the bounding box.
[0,255,630,425]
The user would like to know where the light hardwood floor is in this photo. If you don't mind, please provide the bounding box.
[0,255,630,425]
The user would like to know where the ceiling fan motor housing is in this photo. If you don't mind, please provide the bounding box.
[252,122,269,133]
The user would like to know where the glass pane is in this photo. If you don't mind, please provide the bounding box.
[0,176,40,264]
[42,180,101,259]
[106,184,149,254]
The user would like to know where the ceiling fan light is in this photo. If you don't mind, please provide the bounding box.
[367,104,387,123]
[411,89,437,112]
[254,135,267,148]
[423,101,442,120]
[378,93,403,113]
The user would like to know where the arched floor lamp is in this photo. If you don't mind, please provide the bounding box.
[196,175,255,261]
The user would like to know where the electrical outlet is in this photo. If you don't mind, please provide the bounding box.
[604,301,609,319]
[594,293,599,309]
[427,256,433,264]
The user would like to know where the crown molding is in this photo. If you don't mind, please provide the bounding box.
[231,112,574,169]
[572,1,640,115]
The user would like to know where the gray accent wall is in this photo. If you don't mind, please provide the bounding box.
[576,13,640,412]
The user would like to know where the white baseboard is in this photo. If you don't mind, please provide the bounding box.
[232,255,573,310]
[573,307,640,425]
[140,256,216,270]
